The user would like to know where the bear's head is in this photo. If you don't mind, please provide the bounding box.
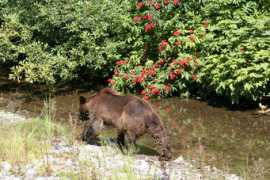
[79,96,90,121]
[79,95,97,122]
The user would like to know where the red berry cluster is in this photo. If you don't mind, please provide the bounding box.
[108,0,204,100]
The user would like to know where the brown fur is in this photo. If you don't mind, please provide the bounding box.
[79,88,172,161]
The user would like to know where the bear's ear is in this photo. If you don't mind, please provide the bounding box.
[80,96,87,104]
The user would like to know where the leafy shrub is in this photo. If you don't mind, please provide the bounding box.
[198,0,270,103]
[0,0,132,84]
[0,13,31,64]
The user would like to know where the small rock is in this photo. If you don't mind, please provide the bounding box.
[0,161,11,175]
[25,168,37,179]
[134,159,150,174]
[0,110,26,124]
[65,159,73,167]
[35,177,60,180]
[0,175,20,180]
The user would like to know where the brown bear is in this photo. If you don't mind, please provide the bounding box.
[79,88,172,161]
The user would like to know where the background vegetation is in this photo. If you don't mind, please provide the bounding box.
[0,0,269,103]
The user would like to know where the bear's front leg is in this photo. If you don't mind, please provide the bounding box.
[82,127,99,144]
[82,120,104,145]
[117,131,126,148]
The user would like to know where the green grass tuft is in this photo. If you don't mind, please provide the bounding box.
[0,116,72,165]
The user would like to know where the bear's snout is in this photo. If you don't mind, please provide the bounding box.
[79,111,90,121]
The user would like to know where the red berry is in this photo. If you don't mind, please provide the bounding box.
[151,87,160,95]
[135,76,144,84]
[144,22,155,32]
[141,90,147,95]
[164,84,172,94]
[107,78,115,84]
[174,69,182,75]
[164,0,170,6]
[179,59,189,67]
[143,13,153,21]
[154,3,161,10]
[159,40,169,51]
[192,74,197,81]
[133,15,142,24]
[172,29,181,36]
[169,72,176,80]
[116,60,128,65]
[159,59,165,65]
[123,74,129,80]
[136,2,144,9]
[188,28,194,34]
[174,40,182,46]
[173,0,180,7]
[143,95,150,101]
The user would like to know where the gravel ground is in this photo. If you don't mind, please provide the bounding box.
[0,139,242,180]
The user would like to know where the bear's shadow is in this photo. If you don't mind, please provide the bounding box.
[86,137,159,156]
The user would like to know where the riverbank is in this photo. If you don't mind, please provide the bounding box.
[0,111,242,180]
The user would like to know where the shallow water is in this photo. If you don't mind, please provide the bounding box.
[0,77,269,178]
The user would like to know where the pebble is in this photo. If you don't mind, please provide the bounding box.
[0,110,26,124]
[24,168,37,179]
[0,161,11,176]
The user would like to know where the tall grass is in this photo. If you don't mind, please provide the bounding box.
[0,99,72,165]
[238,157,270,180]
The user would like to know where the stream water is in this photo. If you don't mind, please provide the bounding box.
[0,76,269,178]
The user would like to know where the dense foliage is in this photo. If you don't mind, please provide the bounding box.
[0,0,131,84]
[199,0,270,103]
[109,0,270,103]
[0,0,269,103]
